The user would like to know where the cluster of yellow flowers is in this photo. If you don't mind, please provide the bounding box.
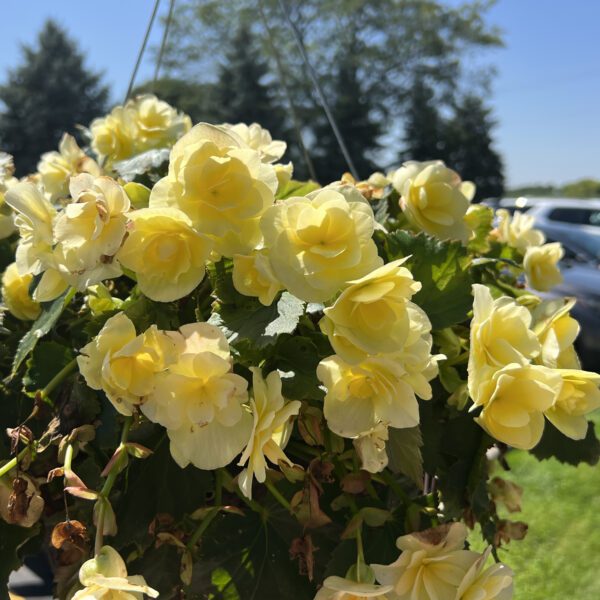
[316,523,513,600]
[78,312,300,498]
[468,284,600,448]
[494,208,563,291]
[90,94,192,163]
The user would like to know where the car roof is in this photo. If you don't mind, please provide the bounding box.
[499,197,600,210]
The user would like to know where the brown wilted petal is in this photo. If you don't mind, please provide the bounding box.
[289,535,317,581]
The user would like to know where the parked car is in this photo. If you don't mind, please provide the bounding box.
[536,225,600,370]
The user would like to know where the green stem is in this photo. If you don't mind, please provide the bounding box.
[187,508,218,551]
[219,469,266,517]
[0,443,36,479]
[95,417,133,555]
[40,358,78,401]
[264,479,291,512]
[63,443,74,472]
[356,525,366,582]
[445,351,469,367]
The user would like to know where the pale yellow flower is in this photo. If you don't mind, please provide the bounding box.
[91,106,138,163]
[455,547,513,600]
[494,209,545,252]
[78,312,177,415]
[5,181,56,276]
[131,94,191,150]
[468,285,540,405]
[475,364,560,449]
[223,122,286,163]
[534,299,580,369]
[1,262,41,320]
[237,368,301,499]
[315,576,393,599]
[117,207,212,302]
[317,354,421,438]
[353,424,389,474]
[74,546,158,600]
[372,523,479,600]
[523,242,564,292]
[391,160,473,243]
[37,133,101,201]
[142,323,252,470]
[545,369,600,440]
[150,123,278,257]
[261,188,382,302]
[53,174,130,292]
[274,161,294,192]
[0,152,17,239]
[232,250,283,306]
[319,259,422,363]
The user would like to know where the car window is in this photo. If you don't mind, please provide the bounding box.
[548,207,600,225]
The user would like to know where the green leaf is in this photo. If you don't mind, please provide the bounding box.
[0,522,40,600]
[210,292,304,349]
[384,231,473,329]
[386,426,423,488]
[466,204,494,254]
[12,288,73,375]
[123,182,151,209]
[23,341,74,393]
[531,421,600,466]
[277,179,320,199]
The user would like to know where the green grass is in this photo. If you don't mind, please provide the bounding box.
[471,424,600,599]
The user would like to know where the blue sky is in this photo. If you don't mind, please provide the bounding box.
[0,0,598,187]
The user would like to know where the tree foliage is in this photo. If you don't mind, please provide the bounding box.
[0,20,108,175]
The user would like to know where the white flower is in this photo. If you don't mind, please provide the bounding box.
[315,576,393,599]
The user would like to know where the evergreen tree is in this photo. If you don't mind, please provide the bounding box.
[444,95,505,200]
[0,20,109,175]
[212,24,288,142]
[400,76,446,163]
[311,32,381,183]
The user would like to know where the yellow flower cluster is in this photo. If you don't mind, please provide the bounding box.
[78,313,300,496]
[317,258,442,473]
[318,523,512,600]
[468,285,600,448]
[391,160,475,243]
[91,94,192,163]
[493,208,563,292]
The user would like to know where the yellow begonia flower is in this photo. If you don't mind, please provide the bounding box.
[353,424,389,474]
[372,523,479,600]
[37,133,101,201]
[317,354,421,438]
[475,363,560,450]
[534,299,580,369]
[5,181,56,276]
[78,312,177,415]
[222,122,286,164]
[468,284,540,404]
[315,576,393,599]
[319,259,422,363]
[391,160,474,243]
[274,161,294,192]
[545,370,600,440]
[52,174,130,294]
[74,546,158,600]
[523,242,564,292]
[141,323,252,470]
[494,209,545,252]
[132,94,191,151]
[237,368,301,499]
[91,105,138,163]
[455,546,513,600]
[0,153,17,239]
[150,123,278,257]
[261,188,382,303]
[116,207,211,302]
[1,262,41,321]
[232,250,283,306]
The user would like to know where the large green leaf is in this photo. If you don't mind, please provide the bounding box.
[531,421,600,466]
[384,231,473,329]
[23,341,74,393]
[276,179,320,200]
[11,288,73,375]
[387,426,424,488]
[0,522,40,600]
